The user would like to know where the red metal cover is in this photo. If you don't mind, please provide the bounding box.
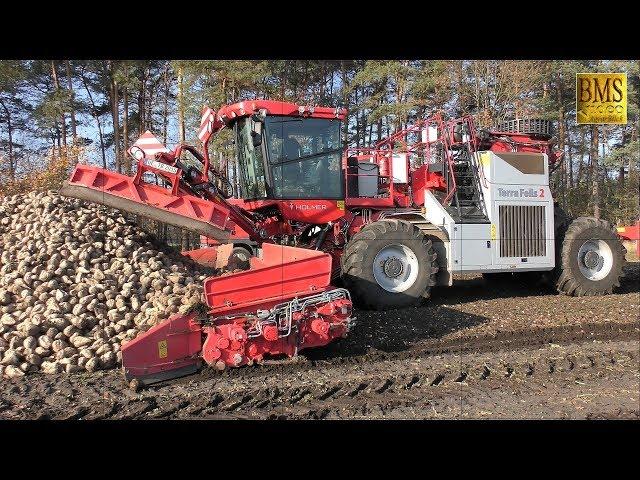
[216,100,347,124]
[121,312,203,384]
[203,244,332,316]
[61,164,233,241]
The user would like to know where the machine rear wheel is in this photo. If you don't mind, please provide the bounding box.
[554,217,626,296]
[341,220,438,310]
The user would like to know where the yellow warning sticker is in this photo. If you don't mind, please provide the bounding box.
[490,224,496,240]
[337,200,345,210]
[480,152,491,167]
[158,340,168,359]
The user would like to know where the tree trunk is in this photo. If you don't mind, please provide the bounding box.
[576,127,586,186]
[329,68,334,98]
[354,87,360,148]
[80,69,107,168]
[146,72,155,133]
[51,61,67,147]
[97,124,106,168]
[556,77,567,208]
[455,61,464,114]
[112,78,120,172]
[177,64,188,250]
[123,63,130,174]
[162,63,170,144]
[341,60,349,146]
[0,99,15,179]
[54,120,61,148]
[590,125,600,219]
[319,61,326,101]
[65,61,77,144]
[566,118,574,190]
[107,61,121,172]
[177,65,186,143]
[138,67,146,134]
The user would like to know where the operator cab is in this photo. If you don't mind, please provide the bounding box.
[234,113,343,200]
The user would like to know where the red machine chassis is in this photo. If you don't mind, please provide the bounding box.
[60,99,560,385]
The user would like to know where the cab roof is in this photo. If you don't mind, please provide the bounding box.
[216,100,347,125]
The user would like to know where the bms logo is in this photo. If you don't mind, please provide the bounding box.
[576,73,627,125]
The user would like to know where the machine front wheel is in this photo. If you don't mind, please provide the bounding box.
[554,217,626,296]
[341,220,438,310]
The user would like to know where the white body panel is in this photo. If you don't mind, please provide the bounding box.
[391,153,409,183]
[476,151,555,272]
[421,126,439,143]
[418,150,555,279]
[459,224,492,268]
[422,190,454,285]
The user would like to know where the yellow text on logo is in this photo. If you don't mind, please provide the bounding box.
[337,200,345,210]
[576,73,627,125]
[158,340,168,359]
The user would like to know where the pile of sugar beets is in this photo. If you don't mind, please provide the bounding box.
[0,191,210,379]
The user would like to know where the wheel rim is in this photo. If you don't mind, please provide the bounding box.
[372,244,420,293]
[230,249,250,269]
[233,251,248,262]
[577,240,613,281]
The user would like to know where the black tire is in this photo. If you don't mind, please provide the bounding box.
[227,245,252,271]
[554,217,626,296]
[341,219,438,310]
[553,204,571,256]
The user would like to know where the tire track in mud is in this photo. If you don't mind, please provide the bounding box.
[164,339,638,420]
[286,346,636,419]
[1,321,637,420]
[167,320,639,387]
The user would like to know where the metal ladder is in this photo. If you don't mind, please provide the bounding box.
[443,118,489,223]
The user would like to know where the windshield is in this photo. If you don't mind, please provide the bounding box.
[265,117,343,199]
[235,118,267,199]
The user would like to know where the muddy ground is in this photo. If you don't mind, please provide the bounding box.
[1,263,638,420]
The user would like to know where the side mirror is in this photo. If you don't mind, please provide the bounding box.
[251,131,262,147]
[250,118,263,147]
[252,108,267,122]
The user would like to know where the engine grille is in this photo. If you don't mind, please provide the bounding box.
[495,118,553,137]
[499,205,547,258]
